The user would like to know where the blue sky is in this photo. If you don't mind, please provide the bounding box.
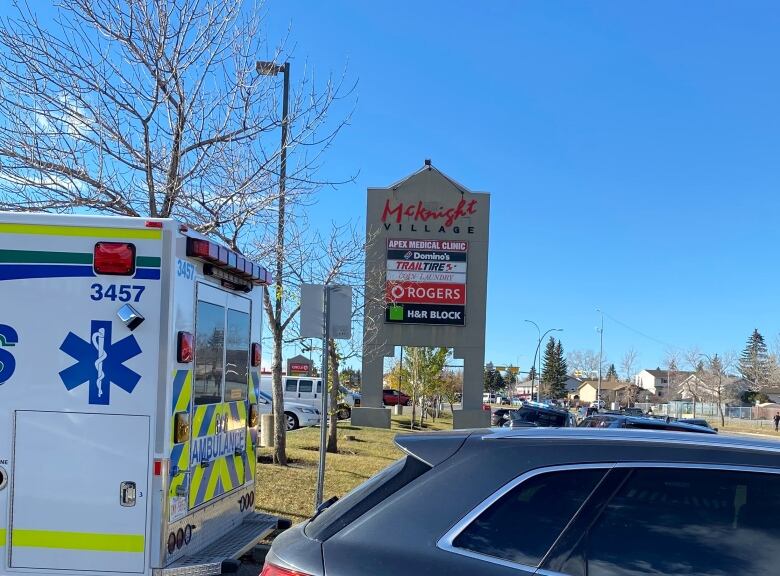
[264,0,780,374]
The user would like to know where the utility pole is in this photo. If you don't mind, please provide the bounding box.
[597,309,604,408]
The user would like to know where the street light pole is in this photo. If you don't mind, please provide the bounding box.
[524,320,540,402]
[526,320,563,403]
[256,59,290,462]
[596,309,604,408]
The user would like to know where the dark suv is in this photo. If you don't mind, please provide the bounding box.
[263,428,780,575]
[505,402,576,428]
[578,413,717,433]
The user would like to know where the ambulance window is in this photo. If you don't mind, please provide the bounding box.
[299,380,313,393]
[194,301,225,405]
[224,309,249,402]
[285,379,298,392]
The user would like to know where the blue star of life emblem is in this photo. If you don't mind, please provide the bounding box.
[59,320,142,405]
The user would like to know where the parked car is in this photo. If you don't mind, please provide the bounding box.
[491,408,512,427]
[578,413,717,434]
[260,375,360,419]
[678,418,718,432]
[383,388,411,406]
[257,390,321,431]
[505,402,576,428]
[262,428,780,575]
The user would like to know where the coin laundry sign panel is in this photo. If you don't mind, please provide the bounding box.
[385,239,467,326]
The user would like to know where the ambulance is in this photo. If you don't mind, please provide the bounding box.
[0,213,282,575]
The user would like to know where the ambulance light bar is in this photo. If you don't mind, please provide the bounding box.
[186,238,272,286]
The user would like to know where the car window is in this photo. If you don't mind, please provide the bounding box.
[316,381,322,393]
[572,467,780,575]
[285,378,297,392]
[451,468,606,568]
[298,379,313,393]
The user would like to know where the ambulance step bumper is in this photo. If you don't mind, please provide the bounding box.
[155,513,279,576]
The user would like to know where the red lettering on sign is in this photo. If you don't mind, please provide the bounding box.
[385,281,466,305]
[381,198,478,227]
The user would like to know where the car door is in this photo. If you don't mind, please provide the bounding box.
[541,464,780,575]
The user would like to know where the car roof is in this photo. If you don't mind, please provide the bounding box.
[484,427,779,452]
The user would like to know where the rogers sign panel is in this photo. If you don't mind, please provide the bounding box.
[385,239,468,325]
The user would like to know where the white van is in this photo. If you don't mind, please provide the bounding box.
[260,375,361,419]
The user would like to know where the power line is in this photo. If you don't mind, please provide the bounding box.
[599,310,680,351]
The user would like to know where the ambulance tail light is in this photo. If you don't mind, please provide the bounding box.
[94,242,136,275]
[251,343,261,367]
[178,331,194,363]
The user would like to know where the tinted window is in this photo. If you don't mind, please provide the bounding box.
[298,379,313,393]
[194,301,224,405]
[513,407,568,427]
[579,467,780,575]
[317,381,322,393]
[453,469,606,567]
[285,379,297,392]
[224,309,249,401]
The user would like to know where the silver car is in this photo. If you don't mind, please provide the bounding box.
[262,428,780,575]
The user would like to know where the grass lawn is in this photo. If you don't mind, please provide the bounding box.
[255,413,452,523]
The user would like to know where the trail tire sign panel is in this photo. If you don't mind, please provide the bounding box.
[385,238,467,326]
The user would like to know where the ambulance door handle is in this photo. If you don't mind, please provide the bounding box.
[120,481,137,507]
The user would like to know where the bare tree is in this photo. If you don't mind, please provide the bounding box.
[0,0,354,466]
[664,349,683,400]
[700,352,736,428]
[620,347,639,383]
[566,349,602,379]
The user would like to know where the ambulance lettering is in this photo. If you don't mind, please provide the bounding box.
[191,427,246,466]
[0,323,19,384]
[59,320,142,405]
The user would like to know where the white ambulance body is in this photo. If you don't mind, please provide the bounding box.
[0,213,279,576]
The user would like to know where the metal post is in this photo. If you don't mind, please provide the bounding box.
[524,320,540,402]
[597,310,603,408]
[315,285,330,510]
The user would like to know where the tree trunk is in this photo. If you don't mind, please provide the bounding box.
[410,389,417,430]
[718,384,725,428]
[271,323,287,465]
[327,339,340,454]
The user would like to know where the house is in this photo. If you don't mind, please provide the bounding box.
[563,375,584,396]
[576,379,646,405]
[676,373,751,402]
[576,379,625,404]
[634,368,694,398]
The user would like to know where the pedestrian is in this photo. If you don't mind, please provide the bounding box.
[774,412,780,432]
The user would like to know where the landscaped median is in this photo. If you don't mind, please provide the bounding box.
[254,415,452,523]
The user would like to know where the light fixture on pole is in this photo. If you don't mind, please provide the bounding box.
[526,320,563,403]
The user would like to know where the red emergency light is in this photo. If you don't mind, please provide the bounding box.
[251,343,262,367]
[186,238,272,289]
[94,242,136,275]
[177,331,193,363]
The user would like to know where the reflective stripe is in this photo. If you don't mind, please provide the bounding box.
[0,223,162,240]
[0,528,5,547]
[11,529,144,552]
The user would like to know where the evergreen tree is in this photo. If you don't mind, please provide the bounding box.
[551,340,568,398]
[606,363,618,381]
[542,338,568,399]
[739,329,770,390]
[527,365,537,384]
[541,337,557,393]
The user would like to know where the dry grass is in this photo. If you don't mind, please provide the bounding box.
[254,413,452,523]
